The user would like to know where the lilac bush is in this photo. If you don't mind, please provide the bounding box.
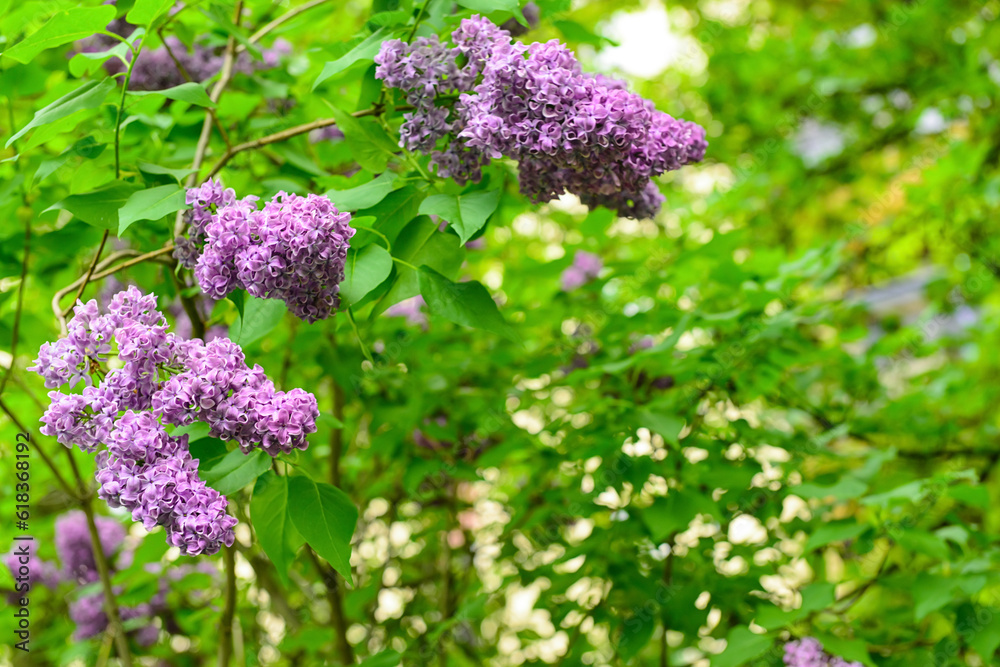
[28,287,320,553]
[176,181,356,323]
[375,15,706,218]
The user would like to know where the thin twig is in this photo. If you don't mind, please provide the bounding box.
[53,246,176,320]
[202,105,402,180]
[176,0,244,237]
[63,231,110,318]
[218,544,238,666]
[306,547,354,665]
[68,455,134,667]
[239,0,329,51]
[0,398,77,499]
[0,217,30,397]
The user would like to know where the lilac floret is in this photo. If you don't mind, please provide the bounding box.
[783,638,863,667]
[561,251,603,292]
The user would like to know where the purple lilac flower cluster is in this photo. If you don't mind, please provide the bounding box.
[4,511,162,643]
[784,638,863,667]
[375,15,706,219]
[78,7,291,92]
[561,251,603,291]
[29,287,319,553]
[175,180,355,323]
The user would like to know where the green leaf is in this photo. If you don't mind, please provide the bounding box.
[129,82,215,108]
[136,160,198,182]
[372,216,462,316]
[642,490,717,542]
[714,627,772,667]
[69,40,131,77]
[189,437,231,469]
[897,528,950,560]
[229,296,287,346]
[913,574,955,621]
[636,410,684,444]
[418,266,517,342]
[341,244,393,305]
[804,520,868,551]
[326,172,398,211]
[33,136,106,186]
[2,6,117,64]
[118,184,186,234]
[314,28,392,89]
[455,0,521,15]
[357,186,424,246]
[199,448,272,496]
[552,19,617,46]
[794,476,868,501]
[358,650,402,667]
[970,611,1000,660]
[251,471,304,586]
[367,10,410,27]
[814,636,874,667]
[170,422,213,442]
[326,105,400,173]
[46,180,142,231]
[418,190,501,244]
[127,0,175,26]
[617,613,655,661]
[287,475,358,580]
[7,79,115,148]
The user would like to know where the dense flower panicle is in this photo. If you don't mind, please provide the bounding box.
[174,179,243,270]
[783,638,863,667]
[69,589,160,643]
[375,15,707,218]
[153,338,319,456]
[31,286,319,553]
[97,411,237,556]
[187,190,355,322]
[4,546,60,592]
[55,511,127,583]
[5,508,215,642]
[561,251,603,291]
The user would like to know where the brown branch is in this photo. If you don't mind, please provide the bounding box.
[63,231,110,318]
[202,106,395,181]
[53,246,176,322]
[239,0,329,51]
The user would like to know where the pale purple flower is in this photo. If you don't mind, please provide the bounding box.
[561,251,603,291]
[784,638,863,667]
[384,295,428,328]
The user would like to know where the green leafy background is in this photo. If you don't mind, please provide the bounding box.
[2,0,1000,666]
